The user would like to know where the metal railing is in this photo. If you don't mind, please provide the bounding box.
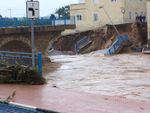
[105,35,129,55]
[75,36,92,53]
[0,51,42,75]
[0,102,62,113]
[0,51,34,66]
[0,17,75,28]
[93,35,129,55]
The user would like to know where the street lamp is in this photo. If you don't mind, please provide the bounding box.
[99,6,120,35]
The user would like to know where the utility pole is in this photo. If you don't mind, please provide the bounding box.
[31,0,35,68]
[99,6,120,35]
[26,0,39,68]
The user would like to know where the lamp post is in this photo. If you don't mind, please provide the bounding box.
[30,0,35,68]
[99,6,120,35]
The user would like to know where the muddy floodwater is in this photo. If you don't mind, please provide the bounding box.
[47,53,150,101]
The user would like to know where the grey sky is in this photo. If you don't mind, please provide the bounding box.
[0,0,78,17]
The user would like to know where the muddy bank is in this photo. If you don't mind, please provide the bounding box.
[53,23,147,54]
[108,23,147,48]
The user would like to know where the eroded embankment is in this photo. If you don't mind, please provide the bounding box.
[53,22,147,54]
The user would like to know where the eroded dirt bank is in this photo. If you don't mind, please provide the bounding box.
[53,23,147,54]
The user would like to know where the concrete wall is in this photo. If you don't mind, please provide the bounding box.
[70,3,87,30]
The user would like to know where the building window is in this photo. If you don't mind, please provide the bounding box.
[76,15,82,21]
[111,0,117,2]
[93,13,98,22]
[135,12,138,16]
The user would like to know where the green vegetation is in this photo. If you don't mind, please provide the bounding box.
[0,63,46,85]
[0,14,2,18]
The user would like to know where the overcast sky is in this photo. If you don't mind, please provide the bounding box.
[0,0,78,17]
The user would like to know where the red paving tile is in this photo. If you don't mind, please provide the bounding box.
[0,84,150,113]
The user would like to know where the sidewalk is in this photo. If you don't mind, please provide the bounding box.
[0,84,150,113]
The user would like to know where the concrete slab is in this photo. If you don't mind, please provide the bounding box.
[142,50,150,54]
[0,84,150,113]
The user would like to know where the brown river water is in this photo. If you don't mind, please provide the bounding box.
[47,53,150,101]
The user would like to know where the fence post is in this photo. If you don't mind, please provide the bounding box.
[64,18,67,26]
[54,19,55,26]
[38,52,42,76]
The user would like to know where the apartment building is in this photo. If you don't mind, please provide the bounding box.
[70,0,146,31]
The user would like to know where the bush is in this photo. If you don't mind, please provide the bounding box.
[0,64,46,85]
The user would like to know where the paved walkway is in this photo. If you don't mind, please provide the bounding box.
[0,84,150,113]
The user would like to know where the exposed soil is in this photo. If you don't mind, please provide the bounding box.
[53,22,147,54]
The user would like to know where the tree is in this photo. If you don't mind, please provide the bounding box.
[50,14,56,20]
[0,14,2,18]
[55,5,70,19]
